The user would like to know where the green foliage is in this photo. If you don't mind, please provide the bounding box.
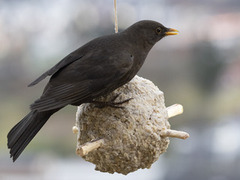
[191,41,225,92]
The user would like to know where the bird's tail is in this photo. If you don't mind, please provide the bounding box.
[7,109,59,162]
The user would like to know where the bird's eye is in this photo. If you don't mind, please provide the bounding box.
[156,27,162,35]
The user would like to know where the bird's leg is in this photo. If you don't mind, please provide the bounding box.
[92,94,133,108]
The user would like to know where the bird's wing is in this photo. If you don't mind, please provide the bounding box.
[28,51,84,87]
[30,51,134,111]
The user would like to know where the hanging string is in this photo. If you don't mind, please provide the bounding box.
[114,0,118,33]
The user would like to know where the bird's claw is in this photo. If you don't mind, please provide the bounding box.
[92,94,133,108]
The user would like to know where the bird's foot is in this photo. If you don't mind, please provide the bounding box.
[92,94,133,108]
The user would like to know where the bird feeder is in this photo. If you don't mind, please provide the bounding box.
[72,75,189,175]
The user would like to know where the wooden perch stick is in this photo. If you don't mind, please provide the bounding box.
[76,139,105,157]
[160,129,189,140]
[167,104,183,118]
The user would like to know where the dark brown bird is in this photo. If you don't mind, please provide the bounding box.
[7,20,178,161]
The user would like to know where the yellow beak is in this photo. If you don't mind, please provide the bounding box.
[165,28,179,36]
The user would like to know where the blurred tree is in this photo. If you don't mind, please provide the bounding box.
[191,41,225,92]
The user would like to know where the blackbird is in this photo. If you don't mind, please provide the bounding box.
[7,20,178,161]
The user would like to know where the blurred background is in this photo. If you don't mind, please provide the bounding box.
[1,0,240,179]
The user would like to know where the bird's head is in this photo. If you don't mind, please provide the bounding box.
[124,20,179,46]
